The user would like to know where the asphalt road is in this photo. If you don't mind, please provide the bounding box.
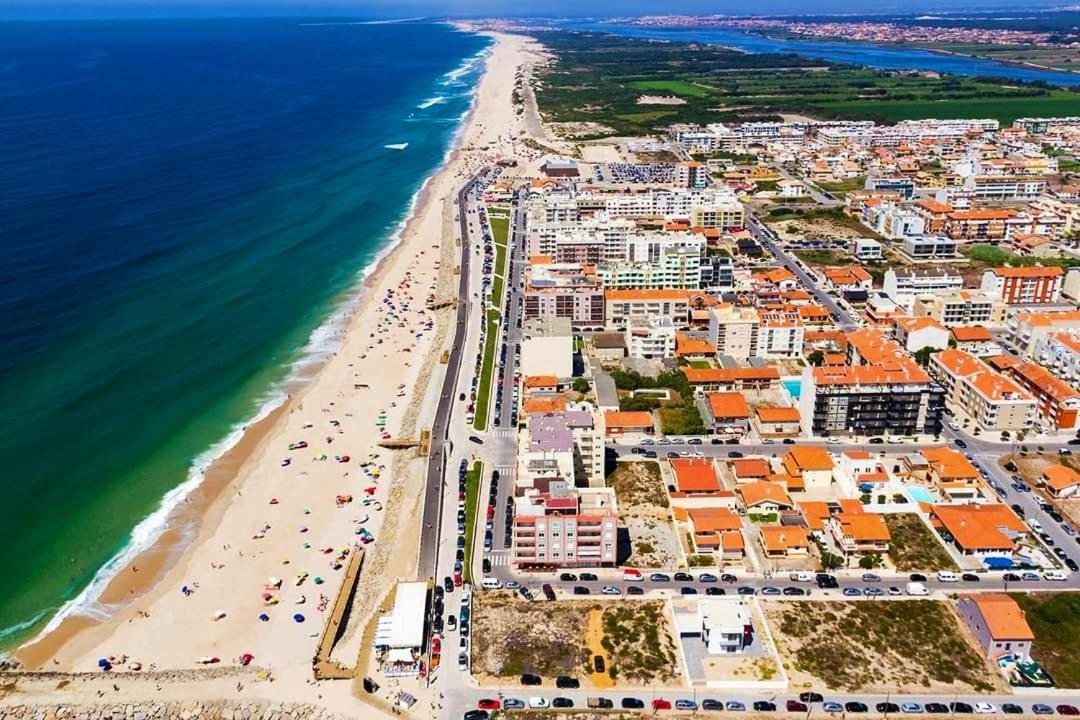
[419,169,486,580]
[746,213,858,331]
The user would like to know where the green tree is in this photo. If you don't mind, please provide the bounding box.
[821,552,844,570]
[913,346,943,367]
[858,553,882,570]
[807,350,825,366]
[571,377,589,394]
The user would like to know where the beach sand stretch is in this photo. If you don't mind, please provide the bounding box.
[8,31,549,716]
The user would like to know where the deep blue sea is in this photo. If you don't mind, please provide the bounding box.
[0,18,488,647]
[567,22,1080,87]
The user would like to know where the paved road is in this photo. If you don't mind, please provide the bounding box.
[746,213,858,330]
[419,169,487,580]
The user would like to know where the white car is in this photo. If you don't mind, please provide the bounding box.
[528,697,549,709]
[973,703,996,714]
[906,582,929,596]
[1044,570,1067,581]
[601,585,621,595]
[936,571,959,583]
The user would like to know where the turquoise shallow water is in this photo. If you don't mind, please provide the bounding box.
[0,18,488,647]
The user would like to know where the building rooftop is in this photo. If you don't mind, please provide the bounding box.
[969,594,1035,641]
[671,457,721,493]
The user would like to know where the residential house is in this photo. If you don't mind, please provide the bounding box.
[894,316,950,354]
[754,406,801,437]
[700,392,752,436]
[1043,464,1080,499]
[958,594,1035,660]
[739,481,794,515]
[759,525,811,558]
[930,503,1027,558]
[603,411,655,436]
[780,446,835,492]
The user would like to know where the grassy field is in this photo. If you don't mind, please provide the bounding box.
[463,460,483,584]
[1011,592,1080,688]
[884,513,958,572]
[630,79,708,97]
[532,30,1080,137]
[488,212,510,306]
[767,600,1000,692]
[472,309,500,432]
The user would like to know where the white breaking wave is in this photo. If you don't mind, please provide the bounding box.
[384,142,409,150]
[417,95,445,109]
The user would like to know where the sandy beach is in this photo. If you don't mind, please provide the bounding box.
[13,30,542,697]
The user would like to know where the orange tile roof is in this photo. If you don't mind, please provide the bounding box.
[948,209,1016,221]
[707,392,750,420]
[683,367,780,384]
[783,446,834,472]
[529,254,554,265]
[760,525,810,552]
[1012,362,1080,404]
[604,411,654,428]
[675,333,716,357]
[732,458,770,478]
[922,446,981,480]
[916,199,953,214]
[1043,464,1080,493]
[799,501,831,531]
[896,316,946,334]
[739,481,793,509]
[1015,309,1080,328]
[990,266,1064,278]
[835,512,890,543]
[970,594,1034,641]
[721,532,745,552]
[688,507,741,534]
[523,397,567,414]
[824,267,872,285]
[951,326,993,342]
[670,457,720,493]
[524,375,558,389]
[755,406,800,423]
[930,504,1025,551]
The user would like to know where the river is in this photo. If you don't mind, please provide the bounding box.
[566,22,1080,89]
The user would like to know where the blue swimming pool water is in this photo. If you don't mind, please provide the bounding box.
[905,485,935,504]
[782,379,802,401]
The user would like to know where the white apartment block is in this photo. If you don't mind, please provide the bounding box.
[625,316,677,360]
[882,268,964,311]
[1034,331,1080,385]
[912,290,1007,328]
[930,349,1036,433]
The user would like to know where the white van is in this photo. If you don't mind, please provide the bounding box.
[789,571,814,582]
[1044,570,1067,582]
[906,582,929,596]
[936,571,959,583]
[1029,518,1043,533]
[481,577,503,590]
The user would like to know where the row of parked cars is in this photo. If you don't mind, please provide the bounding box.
[466,695,1080,717]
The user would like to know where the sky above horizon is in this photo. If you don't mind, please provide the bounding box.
[0,0,1066,20]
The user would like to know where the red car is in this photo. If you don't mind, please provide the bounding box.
[787,700,808,712]
[1058,706,1080,716]
[486,505,495,520]
[652,699,672,711]
[477,699,501,711]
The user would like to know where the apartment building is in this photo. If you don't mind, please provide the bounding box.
[913,290,1007,328]
[967,175,1047,202]
[894,316,950,353]
[512,480,618,568]
[943,209,1014,242]
[517,406,606,489]
[597,234,705,290]
[1009,309,1080,356]
[758,310,806,359]
[523,260,606,329]
[605,289,690,329]
[981,266,1063,305]
[520,316,574,379]
[1000,360,1080,431]
[899,236,959,261]
[882,268,964,310]
[798,329,945,437]
[625,316,676,359]
[707,304,760,359]
[1034,331,1080,385]
[911,199,953,234]
[929,349,1036,433]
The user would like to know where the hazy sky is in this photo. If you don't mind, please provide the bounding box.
[0,0,1063,19]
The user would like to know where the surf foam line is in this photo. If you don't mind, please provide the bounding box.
[8,31,494,656]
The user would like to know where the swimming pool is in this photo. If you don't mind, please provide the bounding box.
[782,378,801,401]
[905,485,934,504]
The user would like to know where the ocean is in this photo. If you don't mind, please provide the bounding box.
[567,22,1080,88]
[0,18,488,648]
